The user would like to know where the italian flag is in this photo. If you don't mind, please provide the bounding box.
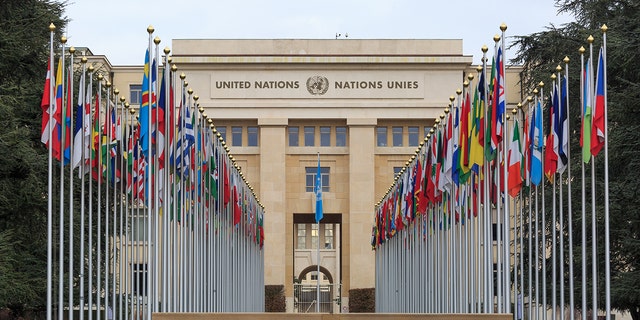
[508,121,523,198]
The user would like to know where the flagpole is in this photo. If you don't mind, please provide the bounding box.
[103,79,112,320]
[68,46,76,320]
[550,75,557,320]
[539,82,547,320]
[315,152,322,313]
[588,35,598,320]
[87,65,95,320]
[556,65,566,320]
[598,25,612,320]
[57,35,67,320]
[78,55,87,320]
[145,26,154,320]
[579,46,587,320]
[481,45,492,313]
[563,55,575,320]
[46,23,55,320]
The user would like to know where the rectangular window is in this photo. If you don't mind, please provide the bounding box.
[217,126,227,142]
[336,126,347,146]
[297,223,307,249]
[232,126,242,147]
[129,215,148,242]
[324,224,334,249]
[393,167,403,175]
[392,126,403,147]
[305,166,330,192]
[288,126,299,147]
[376,127,387,147]
[131,263,148,295]
[408,126,419,146]
[304,126,315,146]
[320,126,331,146]
[424,126,430,138]
[311,224,319,249]
[247,126,258,146]
[130,84,142,105]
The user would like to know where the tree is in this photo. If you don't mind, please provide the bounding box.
[511,1,640,319]
[0,0,67,312]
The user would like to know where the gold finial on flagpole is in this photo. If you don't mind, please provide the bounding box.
[533,88,539,95]
[601,24,608,33]
[184,81,188,87]
[88,64,94,72]
[61,36,67,44]
[147,25,154,34]
[506,114,510,121]
[551,73,557,80]
[154,37,161,45]
[120,96,125,103]
[49,23,56,31]
[129,107,135,115]
[193,95,199,101]
[517,103,522,110]
[587,35,594,43]
[449,95,455,102]
[500,23,507,32]
[456,89,462,95]
[464,80,469,87]
[527,96,533,102]
[198,106,204,113]
[105,81,111,88]
[97,73,103,81]
[468,73,474,81]
[493,34,500,43]
[579,46,585,54]
[444,108,450,115]
[171,64,178,72]
[114,88,120,96]
[164,47,170,55]
[125,102,130,109]
[180,72,186,80]
[564,56,570,64]
[187,88,193,95]
[69,47,76,54]
[81,57,87,64]
[481,45,488,53]
[538,81,544,88]
[202,113,208,119]
[556,65,562,72]
[512,108,517,115]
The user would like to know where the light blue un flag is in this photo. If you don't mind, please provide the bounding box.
[315,156,323,223]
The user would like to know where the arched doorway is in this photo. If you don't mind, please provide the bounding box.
[294,265,337,313]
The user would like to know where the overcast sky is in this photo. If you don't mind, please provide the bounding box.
[64,0,573,65]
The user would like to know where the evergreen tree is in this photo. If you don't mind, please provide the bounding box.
[512,1,640,318]
[0,0,67,312]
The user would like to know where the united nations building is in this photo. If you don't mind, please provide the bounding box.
[98,38,522,313]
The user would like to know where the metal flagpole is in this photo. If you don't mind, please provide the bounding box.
[588,36,597,320]
[68,46,75,320]
[600,25,611,320]
[563,55,575,320]
[78,56,87,320]
[46,23,55,320]
[315,152,323,313]
[499,24,511,315]
[579,46,587,320]
[551,76,557,320]
[96,72,103,320]
[87,65,95,320]
[539,82,547,320]
[58,36,67,320]
[526,96,534,320]
[104,79,112,320]
[556,65,566,320]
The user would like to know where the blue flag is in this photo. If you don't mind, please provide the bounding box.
[530,101,543,186]
[315,155,323,223]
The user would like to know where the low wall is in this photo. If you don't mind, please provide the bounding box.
[153,313,513,320]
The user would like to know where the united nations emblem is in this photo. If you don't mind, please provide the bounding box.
[306,76,329,95]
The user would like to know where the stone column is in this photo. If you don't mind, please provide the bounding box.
[346,118,377,304]
[258,118,289,308]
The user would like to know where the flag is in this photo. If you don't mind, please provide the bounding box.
[485,55,497,161]
[558,76,569,173]
[458,89,471,182]
[591,47,605,157]
[544,88,559,182]
[72,67,86,169]
[51,58,63,161]
[139,49,151,155]
[508,121,523,197]
[495,47,506,142]
[62,69,72,165]
[469,69,485,172]
[580,58,593,163]
[40,58,54,145]
[530,101,543,186]
[91,94,102,183]
[315,155,324,223]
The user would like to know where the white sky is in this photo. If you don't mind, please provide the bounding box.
[65,0,573,66]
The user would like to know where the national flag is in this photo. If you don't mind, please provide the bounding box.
[72,67,86,169]
[91,94,102,183]
[315,155,324,223]
[40,58,54,145]
[157,68,168,166]
[458,89,471,183]
[530,101,543,186]
[62,69,72,165]
[485,55,497,161]
[495,47,506,142]
[580,57,593,163]
[544,88,559,182]
[591,47,605,157]
[558,76,569,173]
[139,49,151,155]
[508,121,523,197]
[522,107,531,187]
[469,69,485,172]
[51,58,64,161]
